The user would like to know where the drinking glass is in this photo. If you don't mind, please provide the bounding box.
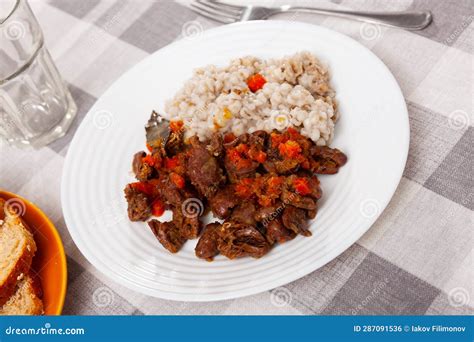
[0,0,76,148]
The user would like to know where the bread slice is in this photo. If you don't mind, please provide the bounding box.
[0,274,43,315]
[0,198,37,306]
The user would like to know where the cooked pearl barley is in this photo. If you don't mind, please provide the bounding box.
[165,51,338,145]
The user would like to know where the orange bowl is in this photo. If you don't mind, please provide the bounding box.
[0,190,67,315]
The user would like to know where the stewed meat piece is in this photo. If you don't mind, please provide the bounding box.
[230,202,257,226]
[310,146,347,174]
[263,158,300,175]
[224,155,259,183]
[286,174,322,200]
[156,174,184,207]
[156,173,200,210]
[248,130,267,149]
[208,132,224,157]
[306,176,323,200]
[148,220,186,253]
[132,151,154,182]
[217,222,270,259]
[223,133,263,182]
[282,205,311,237]
[265,218,296,244]
[222,132,248,149]
[208,186,241,219]
[253,203,284,223]
[306,208,317,219]
[172,206,201,239]
[179,216,201,240]
[124,184,151,221]
[132,151,145,175]
[195,222,221,261]
[281,189,318,211]
[186,138,225,198]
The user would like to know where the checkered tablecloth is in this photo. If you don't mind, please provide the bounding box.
[1,0,472,315]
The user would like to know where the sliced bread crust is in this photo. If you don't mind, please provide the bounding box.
[0,274,44,315]
[0,199,37,306]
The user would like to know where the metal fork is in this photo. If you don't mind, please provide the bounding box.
[190,0,432,30]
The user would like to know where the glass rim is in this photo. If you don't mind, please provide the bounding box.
[0,0,44,84]
[0,0,22,25]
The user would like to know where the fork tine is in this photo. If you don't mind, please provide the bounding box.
[198,0,243,15]
[190,2,239,23]
[190,5,236,24]
[208,0,244,11]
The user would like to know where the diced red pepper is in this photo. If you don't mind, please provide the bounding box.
[270,132,286,148]
[265,176,283,202]
[151,199,165,217]
[130,182,155,196]
[248,146,267,163]
[255,151,267,163]
[228,144,253,170]
[287,127,297,134]
[267,176,283,189]
[170,172,185,189]
[235,179,254,198]
[227,149,240,162]
[293,178,311,196]
[164,156,180,170]
[279,140,302,159]
[146,143,153,152]
[247,73,266,92]
[258,195,273,207]
[287,127,303,138]
[142,154,157,167]
[235,143,249,154]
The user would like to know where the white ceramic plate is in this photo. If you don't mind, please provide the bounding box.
[62,21,409,302]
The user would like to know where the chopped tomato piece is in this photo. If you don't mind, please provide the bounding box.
[227,149,240,162]
[248,147,267,163]
[146,143,153,152]
[227,144,253,170]
[267,176,283,189]
[254,151,267,163]
[235,159,252,170]
[170,120,184,133]
[170,172,185,189]
[254,152,265,163]
[278,140,302,159]
[293,178,311,196]
[235,179,254,198]
[287,127,303,139]
[151,199,165,217]
[164,156,180,170]
[142,154,157,167]
[265,176,284,202]
[235,143,249,154]
[258,195,273,207]
[247,73,266,92]
[270,132,286,148]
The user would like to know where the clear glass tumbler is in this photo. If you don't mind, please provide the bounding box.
[0,0,76,148]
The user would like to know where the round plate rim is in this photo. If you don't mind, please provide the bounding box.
[61,20,409,302]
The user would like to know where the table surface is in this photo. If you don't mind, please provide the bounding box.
[1,0,472,315]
